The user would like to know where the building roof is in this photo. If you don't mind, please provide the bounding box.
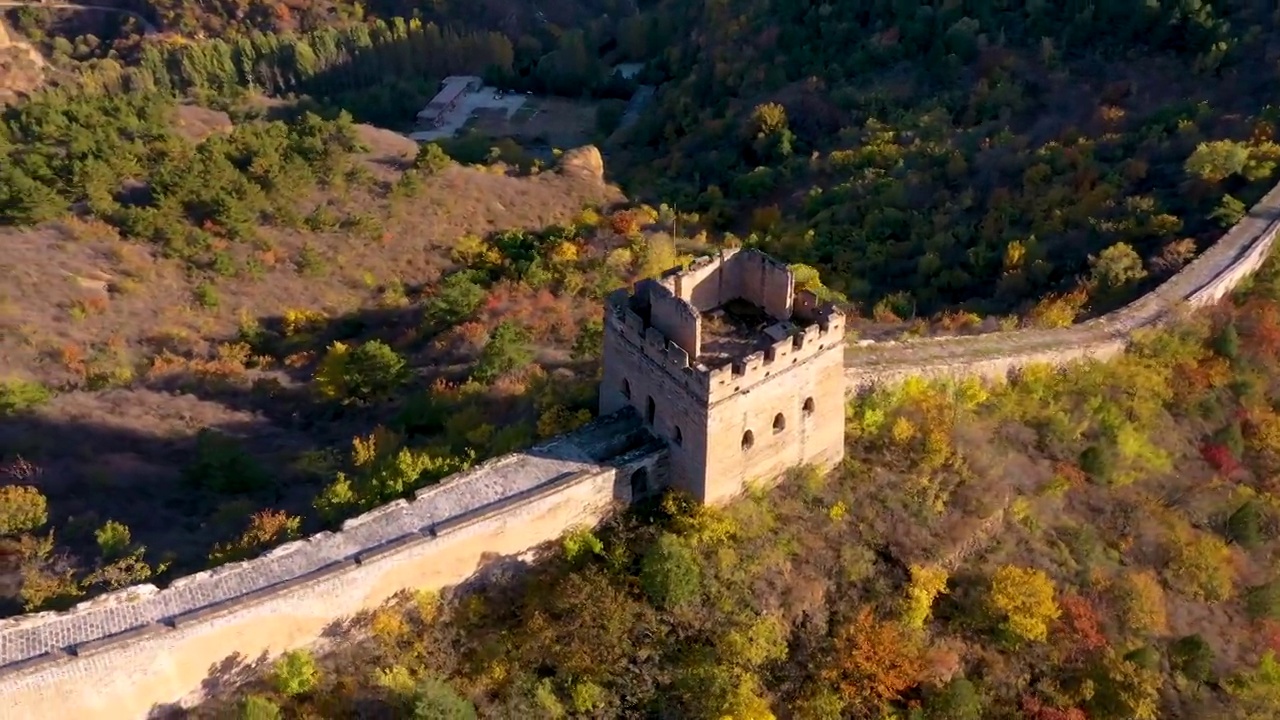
[425,81,469,111]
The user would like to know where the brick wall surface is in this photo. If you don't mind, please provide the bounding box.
[2,181,1279,719]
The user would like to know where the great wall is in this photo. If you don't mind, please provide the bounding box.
[2,176,1280,718]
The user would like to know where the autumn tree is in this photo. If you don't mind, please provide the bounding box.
[1113,570,1168,638]
[0,485,48,535]
[1082,648,1162,720]
[820,607,925,717]
[209,510,302,565]
[1167,526,1235,602]
[988,565,1061,643]
[1055,594,1108,660]
[1226,650,1280,720]
[902,564,948,630]
[1185,139,1251,183]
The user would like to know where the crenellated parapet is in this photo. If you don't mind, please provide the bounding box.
[605,256,846,404]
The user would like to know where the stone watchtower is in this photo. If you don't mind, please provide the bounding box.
[601,248,847,504]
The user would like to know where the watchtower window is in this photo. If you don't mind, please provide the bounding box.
[741,430,754,451]
[673,426,683,446]
[645,396,656,425]
[773,413,786,434]
[622,379,631,400]
[802,397,815,416]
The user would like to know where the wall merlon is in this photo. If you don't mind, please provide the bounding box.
[666,341,690,369]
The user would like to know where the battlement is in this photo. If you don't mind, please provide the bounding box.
[604,249,845,401]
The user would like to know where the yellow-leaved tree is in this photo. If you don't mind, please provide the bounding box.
[902,564,949,630]
[988,564,1060,643]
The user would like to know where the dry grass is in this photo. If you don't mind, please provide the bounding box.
[0,116,625,588]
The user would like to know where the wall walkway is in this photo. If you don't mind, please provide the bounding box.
[2,181,1280,718]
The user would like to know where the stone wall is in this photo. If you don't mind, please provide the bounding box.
[3,179,1280,719]
[0,413,665,719]
[846,181,1280,389]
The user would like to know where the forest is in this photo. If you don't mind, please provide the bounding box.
[3,0,1280,718]
[614,0,1280,320]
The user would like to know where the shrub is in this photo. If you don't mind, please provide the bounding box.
[185,429,269,495]
[271,649,319,696]
[209,510,302,565]
[472,321,533,384]
[94,520,132,559]
[239,695,282,720]
[0,485,48,535]
[0,379,52,415]
[413,675,477,719]
[562,525,605,564]
[639,532,702,609]
[314,340,408,403]
[414,142,453,174]
[423,272,486,329]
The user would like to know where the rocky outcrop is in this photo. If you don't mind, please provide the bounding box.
[0,19,45,104]
[558,145,606,182]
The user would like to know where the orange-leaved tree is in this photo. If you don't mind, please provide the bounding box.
[821,607,925,717]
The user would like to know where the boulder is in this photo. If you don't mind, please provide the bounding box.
[558,145,606,183]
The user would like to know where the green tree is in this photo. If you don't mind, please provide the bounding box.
[95,521,132,559]
[415,142,452,174]
[1089,242,1147,290]
[472,321,533,383]
[639,532,702,609]
[314,340,407,403]
[1227,500,1265,548]
[0,379,52,414]
[1170,634,1215,683]
[424,272,486,329]
[413,675,478,720]
[571,318,604,361]
[271,650,319,697]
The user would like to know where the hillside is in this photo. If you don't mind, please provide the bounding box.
[614,0,1280,323]
[0,88,658,616]
[0,19,44,104]
[186,252,1280,719]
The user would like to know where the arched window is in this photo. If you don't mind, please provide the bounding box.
[622,379,631,400]
[802,397,815,416]
[673,426,683,446]
[645,396,656,425]
[741,430,754,450]
[773,413,786,433]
